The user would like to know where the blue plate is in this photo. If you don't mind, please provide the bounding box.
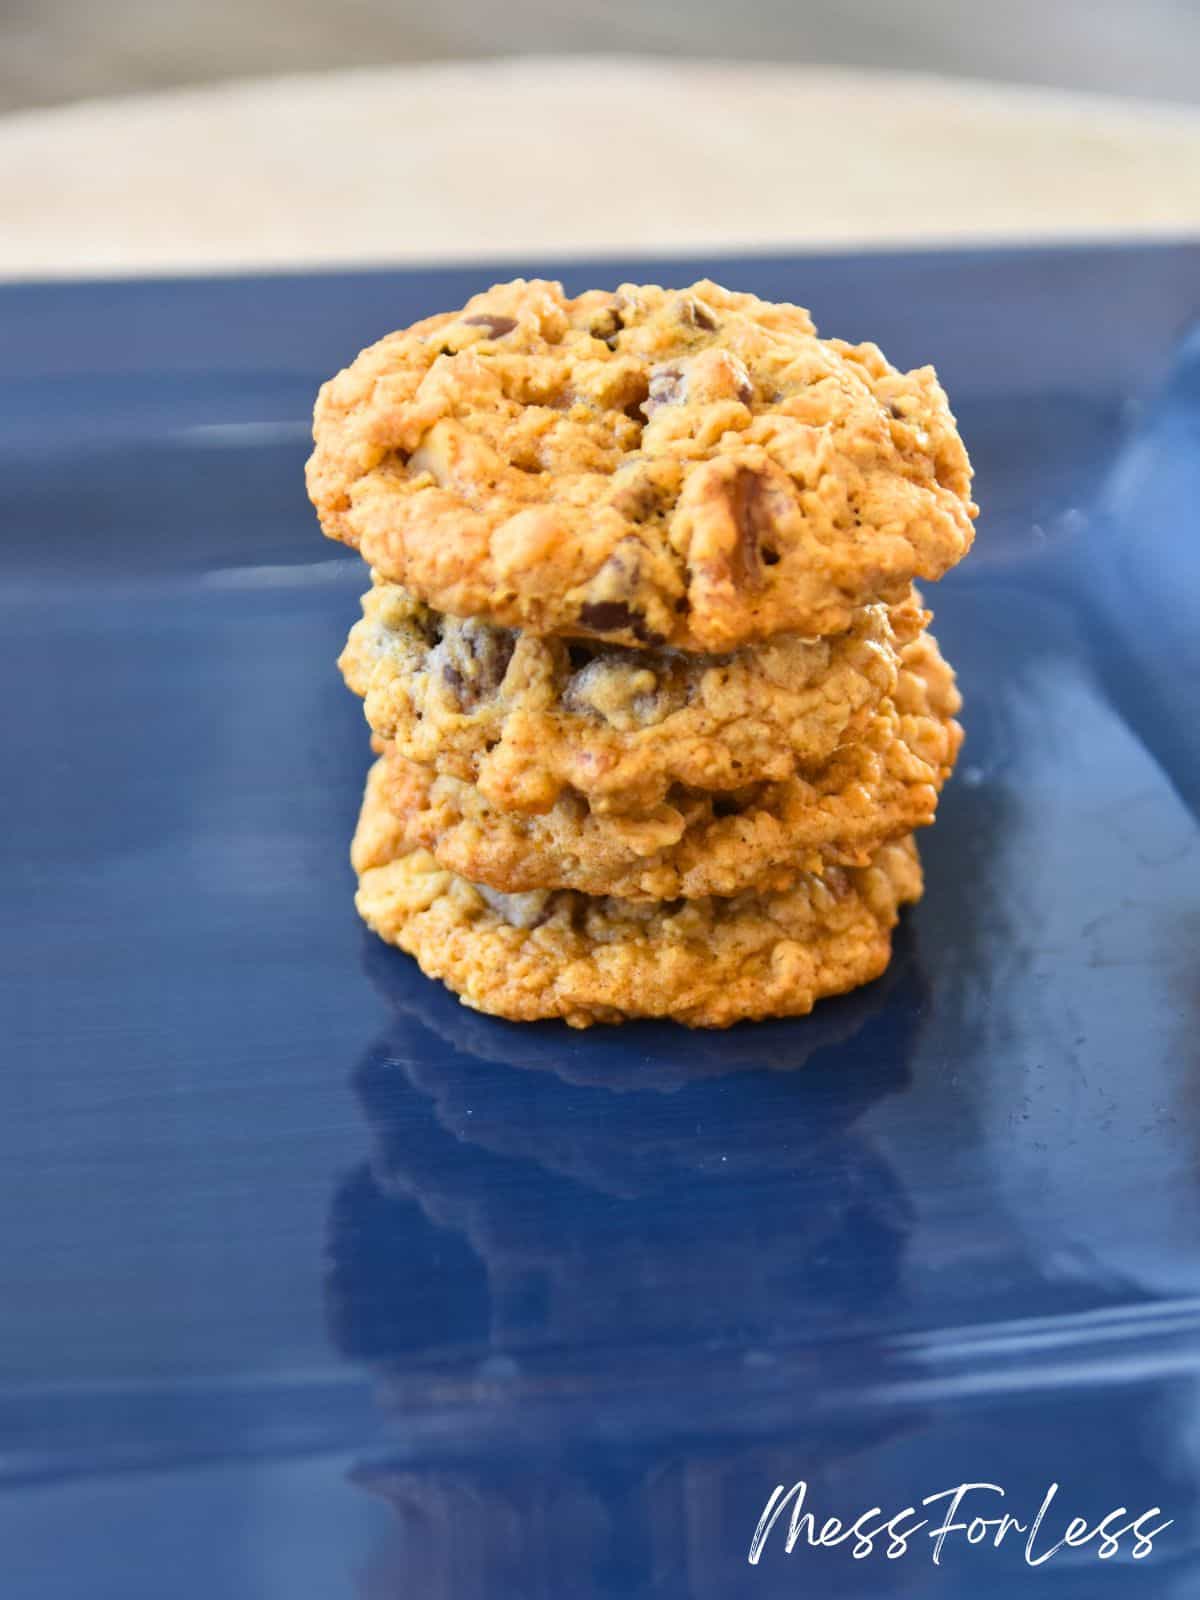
[2,243,1199,1598]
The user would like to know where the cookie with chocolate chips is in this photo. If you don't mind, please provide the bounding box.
[351,758,925,1028]
[374,624,960,900]
[340,579,932,816]
[308,278,976,651]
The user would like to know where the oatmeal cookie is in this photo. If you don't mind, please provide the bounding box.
[352,759,924,1028]
[341,580,927,815]
[376,627,959,898]
[308,278,975,650]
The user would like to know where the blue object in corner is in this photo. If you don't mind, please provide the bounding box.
[0,241,1198,1599]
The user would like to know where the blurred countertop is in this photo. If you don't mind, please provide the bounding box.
[1,57,1199,278]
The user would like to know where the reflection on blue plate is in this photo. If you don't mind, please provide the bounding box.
[332,923,922,1357]
[2,243,1199,1598]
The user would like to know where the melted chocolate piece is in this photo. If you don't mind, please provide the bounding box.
[578,600,636,634]
[439,621,516,709]
[677,295,719,332]
[642,363,687,417]
[462,314,518,338]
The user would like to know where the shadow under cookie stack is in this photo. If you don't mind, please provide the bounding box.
[307,279,975,1028]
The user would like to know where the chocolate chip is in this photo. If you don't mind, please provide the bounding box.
[576,600,664,644]
[727,467,779,588]
[437,620,516,709]
[642,363,687,417]
[576,539,666,639]
[463,314,517,338]
[578,600,636,633]
[588,305,624,346]
[676,295,718,331]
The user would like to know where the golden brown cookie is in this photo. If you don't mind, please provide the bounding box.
[308,278,976,651]
[352,758,924,1028]
[341,579,928,815]
[377,623,960,898]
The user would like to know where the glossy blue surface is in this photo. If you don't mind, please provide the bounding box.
[2,243,1199,1598]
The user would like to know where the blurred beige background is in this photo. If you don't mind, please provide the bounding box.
[3,1,1199,276]
[5,0,1200,112]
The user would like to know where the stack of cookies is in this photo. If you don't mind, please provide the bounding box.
[307,278,975,1028]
